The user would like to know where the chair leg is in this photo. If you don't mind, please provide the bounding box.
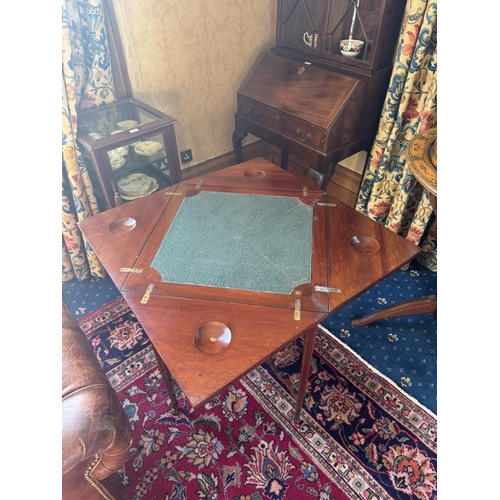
[351,295,437,327]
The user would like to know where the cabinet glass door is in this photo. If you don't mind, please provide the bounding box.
[277,0,325,53]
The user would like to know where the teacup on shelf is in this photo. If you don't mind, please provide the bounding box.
[339,39,364,58]
[303,31,318,50]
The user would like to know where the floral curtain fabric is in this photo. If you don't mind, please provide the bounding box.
[355,0,437,271]
[62,0,117,281]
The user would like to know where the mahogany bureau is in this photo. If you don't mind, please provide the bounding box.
[233,0,406,190]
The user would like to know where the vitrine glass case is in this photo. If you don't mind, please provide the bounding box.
[77,97,182,209]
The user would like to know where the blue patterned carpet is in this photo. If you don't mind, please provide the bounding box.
[321,260,436,414]
[62,259,436,414]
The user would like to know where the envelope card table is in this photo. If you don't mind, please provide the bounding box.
[79,158,420,422]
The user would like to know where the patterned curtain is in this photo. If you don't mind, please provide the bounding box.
[355,0,437,271]
[62,0,117,281]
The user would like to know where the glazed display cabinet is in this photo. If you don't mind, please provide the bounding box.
[233,0,406,189]
[77,97,183,209]
[276,0,405,71]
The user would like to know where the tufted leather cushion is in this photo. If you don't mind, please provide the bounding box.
[62,296,132,499]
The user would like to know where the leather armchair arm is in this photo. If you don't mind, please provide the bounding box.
[62,296,132,497]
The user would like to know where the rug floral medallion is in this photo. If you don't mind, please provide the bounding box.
[78,298,437,500]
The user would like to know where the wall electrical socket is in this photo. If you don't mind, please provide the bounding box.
[180,149,193,163]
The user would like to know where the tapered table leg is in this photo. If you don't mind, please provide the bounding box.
[294,325,317,422]
[151,344,179,413]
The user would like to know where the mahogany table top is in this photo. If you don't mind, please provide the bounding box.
[79,158,420,410]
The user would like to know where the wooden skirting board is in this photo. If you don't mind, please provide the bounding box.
[181,141,366,209]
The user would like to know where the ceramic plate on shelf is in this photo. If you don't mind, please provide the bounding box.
[117,173,155,196]
[117,120,138,130]
[120,179,159,200]
[134,141,163,156]
[88,132,103,140]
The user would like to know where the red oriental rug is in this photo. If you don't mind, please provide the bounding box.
[78,297,437,500]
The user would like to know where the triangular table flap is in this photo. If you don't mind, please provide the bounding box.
[181,158,325,195]
[78,186,183,289]
[323,195,421,313]
[122,290,326,409]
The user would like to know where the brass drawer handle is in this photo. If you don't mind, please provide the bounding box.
[248,108,260,120]
[296,128,312,142]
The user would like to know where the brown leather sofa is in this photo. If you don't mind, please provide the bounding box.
[62,296,133,499]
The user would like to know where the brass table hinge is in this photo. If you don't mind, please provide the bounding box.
[316,202,337,207]
[314,286,341,293]
[196,180,203,189]
[164,191,183,196]
[141,284,155,304]
[294,299,301,321]
[302,187,308,196]
[120,267,143,273]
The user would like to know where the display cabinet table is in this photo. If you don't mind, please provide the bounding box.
[77,97,182,209]
[79,158,419,422]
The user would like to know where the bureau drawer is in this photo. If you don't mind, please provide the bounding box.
[237,97,327,152]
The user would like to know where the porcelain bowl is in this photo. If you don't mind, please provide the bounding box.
[339,39,364,58]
